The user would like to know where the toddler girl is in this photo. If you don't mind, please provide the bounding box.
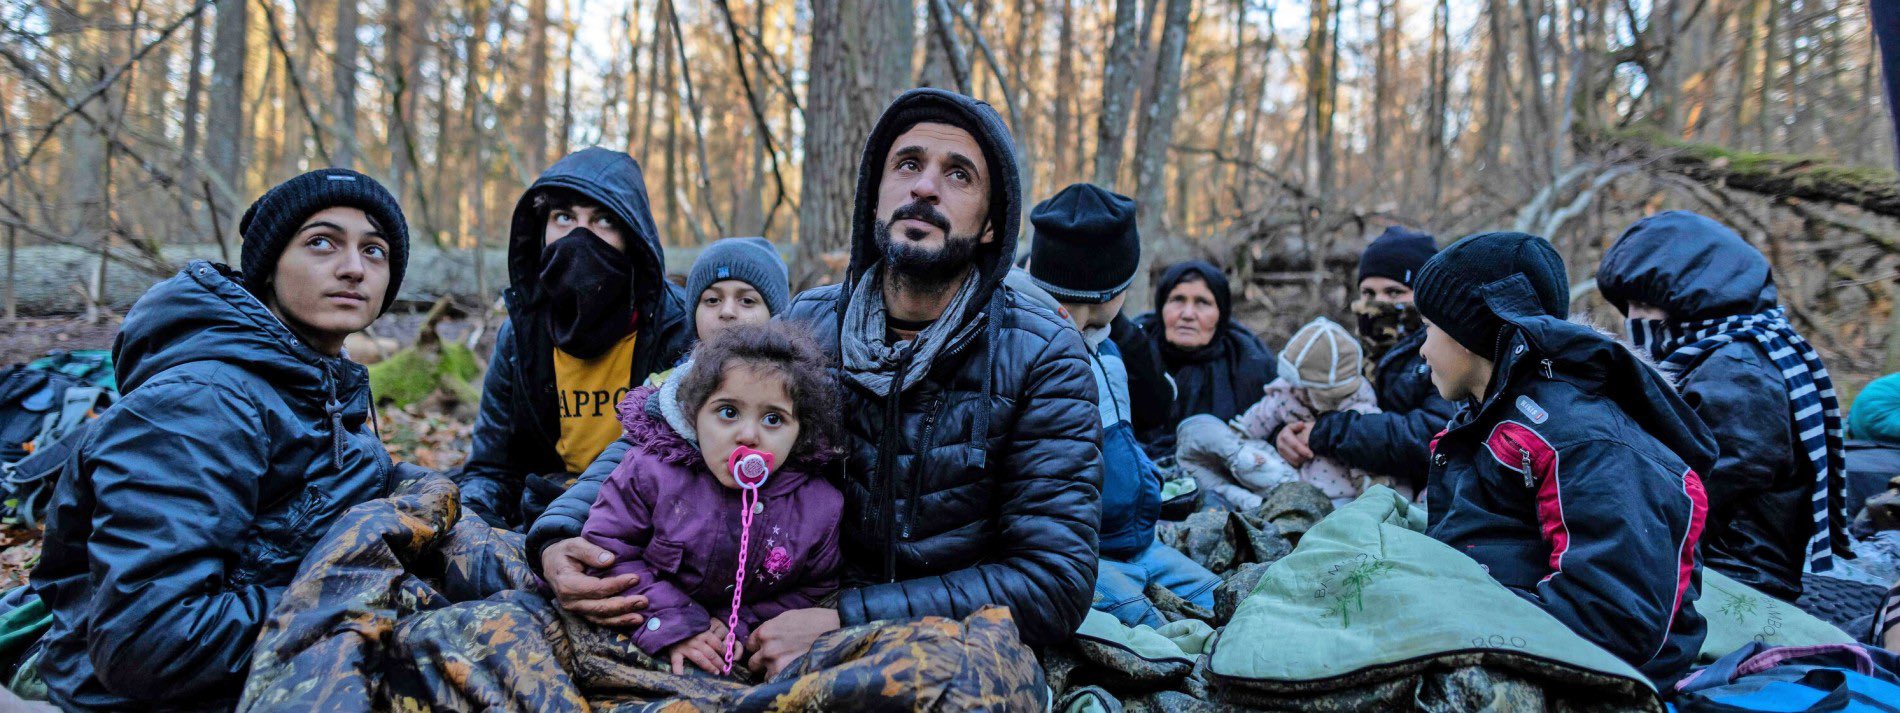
[581,321,843,676]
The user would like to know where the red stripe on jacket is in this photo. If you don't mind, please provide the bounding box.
[1484,421,1565,581]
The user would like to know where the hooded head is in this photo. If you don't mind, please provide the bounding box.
[1277,317,1365,410]
[508,148,668,358]
[1597,210,1777,323]
[1153,261,1234,357]
[844,89,1022,331]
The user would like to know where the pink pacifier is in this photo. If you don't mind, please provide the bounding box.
[731,446,774,490]
[721,446,775,674]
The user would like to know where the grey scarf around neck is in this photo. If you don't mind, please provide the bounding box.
[842,264,986,396]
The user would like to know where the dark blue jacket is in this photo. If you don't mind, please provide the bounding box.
[457,148,693,531]
[31,262,396,711]
[1598,210,1810,601]
[1308,327,1458,491]
[1426,274,1716,683]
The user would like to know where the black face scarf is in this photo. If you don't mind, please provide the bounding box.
[539,227,636,359]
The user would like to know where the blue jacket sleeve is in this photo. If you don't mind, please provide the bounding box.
[526,436,632,575]
[80,379,275,698]
[457,319,525,528]
[833,328,1103,647]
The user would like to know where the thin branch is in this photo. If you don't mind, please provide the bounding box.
[947,0,1022,132]
[0,0,214,185]
[712,0,790,236]
[663,0,726,238]
[254,0,331,161]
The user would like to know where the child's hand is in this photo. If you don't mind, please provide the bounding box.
[665,618,732,675]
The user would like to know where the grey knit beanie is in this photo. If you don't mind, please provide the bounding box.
[685,237,790,335]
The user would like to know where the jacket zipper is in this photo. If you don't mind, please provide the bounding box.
[1519,448,1535,489]
[900,402,943,541]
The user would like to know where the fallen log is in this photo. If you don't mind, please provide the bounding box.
[1584,127,1900,218]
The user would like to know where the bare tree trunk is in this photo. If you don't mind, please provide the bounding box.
[333,0,359,167]
[1478,0,1509,171]
[795,0,914,288]
[1053,0,1076,184]
[387,0,411,200]
[622,0,645,155]
[1092,0,1142,187]
[1303,0,1339,198]
[558,0,577,158]
[279,2,305,176]
[464,0,490,299]
[1,80,17,320]
[526,0,551,167]
[208,0,249,232]
[1426,0,1450,208]
[1371,0,1392,183]
[1130,0,1192,310]
[180,6,207,172]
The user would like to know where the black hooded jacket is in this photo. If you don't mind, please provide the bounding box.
[783,89,1101,646]
[458,148,692,531]
[1426,273,1717,683]
[1131,261,1275,452]
[1597,210,1811,601]
[33,263,397,710]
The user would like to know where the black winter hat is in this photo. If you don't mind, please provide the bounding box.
[1411,231,1569,360]
[239,168,409,314]
[1358,226,1439,288]
[1027,183,1140,303]
[685,237,790,336]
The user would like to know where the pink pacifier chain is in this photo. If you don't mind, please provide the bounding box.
[721,446,774,674]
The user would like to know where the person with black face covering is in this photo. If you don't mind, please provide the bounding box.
[1130,261,1275,454]
[455,148,693,531]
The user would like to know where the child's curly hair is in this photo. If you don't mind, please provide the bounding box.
[675,321,842,463]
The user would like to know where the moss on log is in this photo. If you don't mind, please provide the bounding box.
[1587,127,1900,217]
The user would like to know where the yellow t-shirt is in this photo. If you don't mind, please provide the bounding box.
[552,333,639,473]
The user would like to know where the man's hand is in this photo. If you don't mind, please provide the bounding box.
[666,618,731,675]
[744,607,840,680]
[541,537,650,627]
[1276,421,1315,467]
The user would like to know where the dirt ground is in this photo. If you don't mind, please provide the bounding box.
[0,318,121,366]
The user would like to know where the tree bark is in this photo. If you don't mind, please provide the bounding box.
[525,0,551,167]
[332,0,359,167]
[795,0,914,288]
[1053,0,1076,183]
[1092,0,1142,187]
[1130,0,1192,309]
[208,0,249,230]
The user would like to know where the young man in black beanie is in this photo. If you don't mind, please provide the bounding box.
[1280,226,1455,498]
[1007,183,1221,628]
[1411,231,1715,683]
[33,169,413,710]
[457,148,693,533]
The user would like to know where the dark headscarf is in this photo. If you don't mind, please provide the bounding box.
[1134,261,1275,450]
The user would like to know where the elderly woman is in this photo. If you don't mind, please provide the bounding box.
[32,169,409,711]
[1130,260,1274,453]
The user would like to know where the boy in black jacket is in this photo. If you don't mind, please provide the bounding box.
[1412,231,1716,682]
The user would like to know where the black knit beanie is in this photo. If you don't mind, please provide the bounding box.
[1358,226,1439,287]
[1411,231,1569,360]
[1027,183,1140,303]
[685,237,790,336]
[239,168,409,314]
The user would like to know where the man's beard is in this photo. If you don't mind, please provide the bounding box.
[874,201,983,294]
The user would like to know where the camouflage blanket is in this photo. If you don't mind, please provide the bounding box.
[239,473,1047,712]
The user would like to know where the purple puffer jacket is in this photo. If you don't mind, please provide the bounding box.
[581,386,843,656]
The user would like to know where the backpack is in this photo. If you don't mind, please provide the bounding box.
[1672,641,1900,712]
[0,355,116,528]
